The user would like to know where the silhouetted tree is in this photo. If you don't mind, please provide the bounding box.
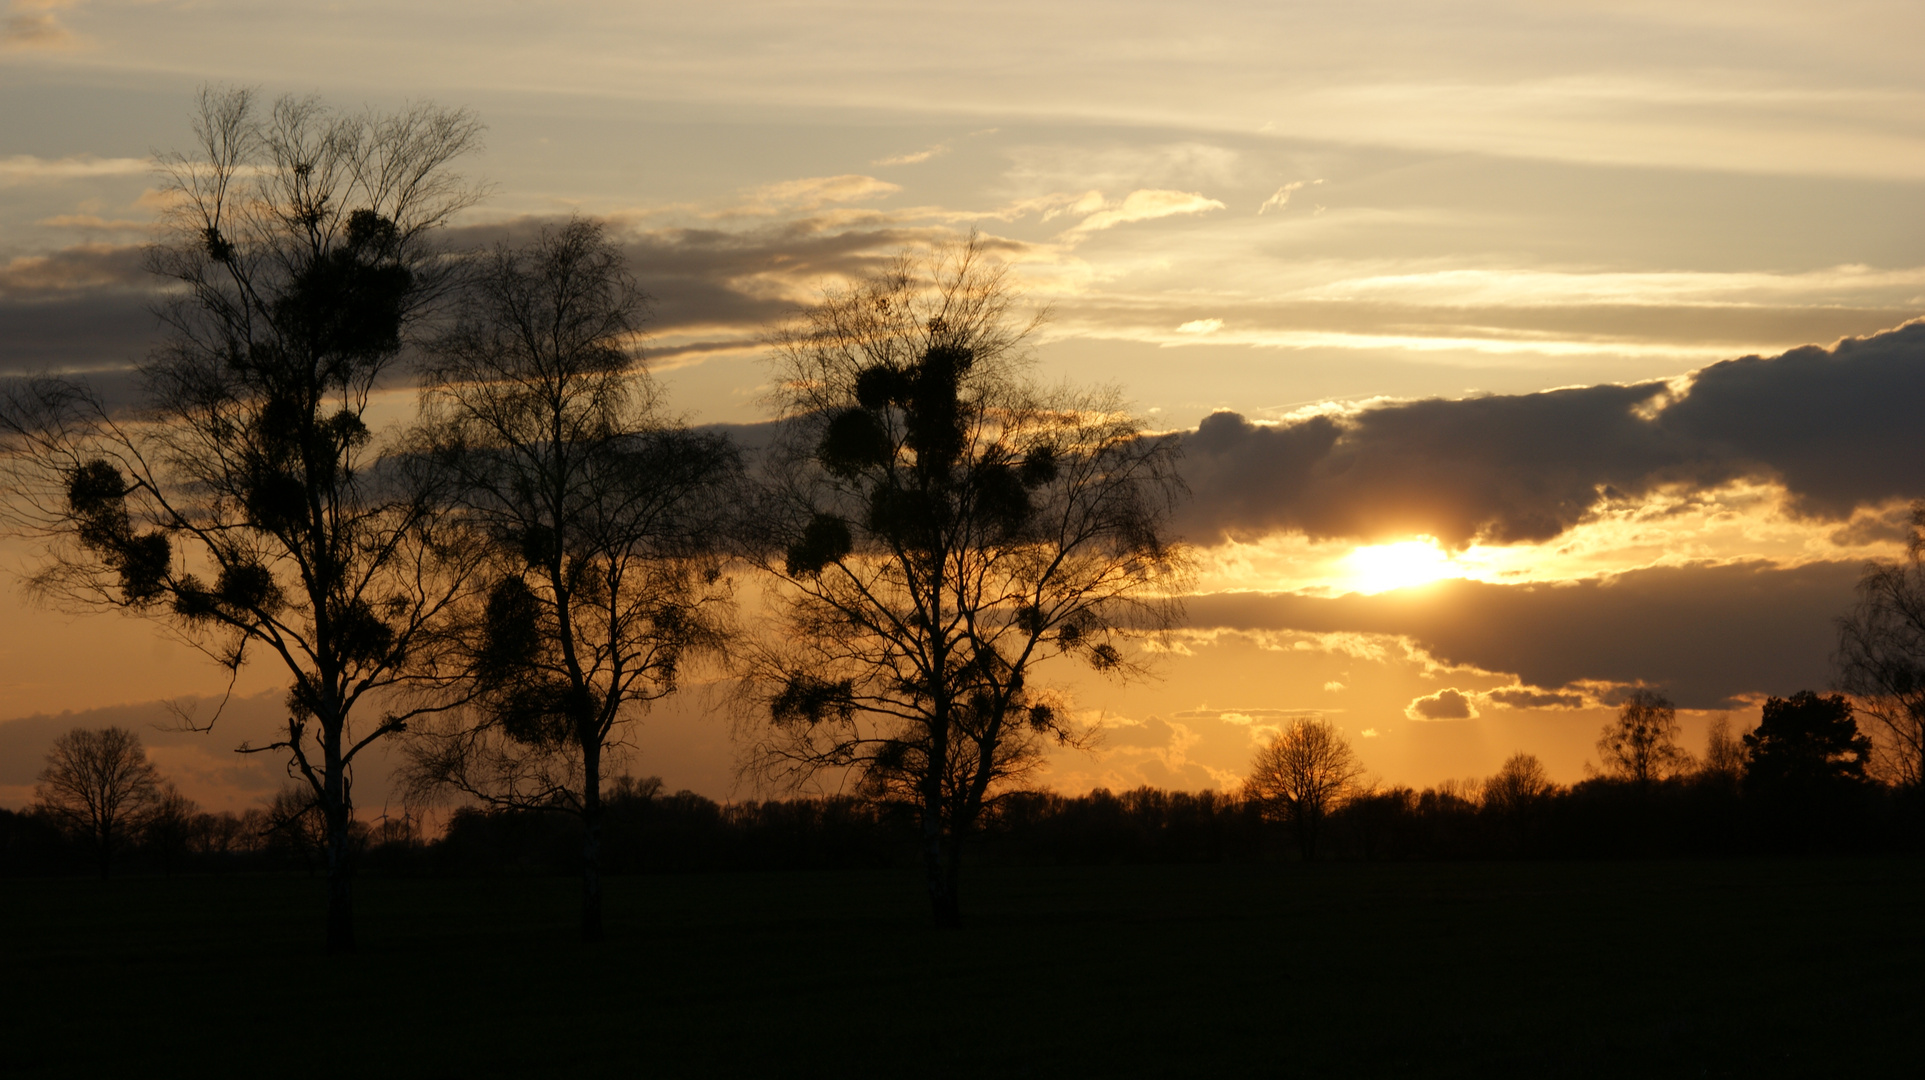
[742,234,1189,926]
[31,726,162,878]
[0,88,485,952]
[1483,752,1555,812]
[1836,502,1925,791]
[1482,753,1556,855]
[1698,714,1747,795]
[1245,718,1367,860]
[142,783,200,879]
[1596,689,1692,787]
[1744,692,1871,795]
[263,785,335,872]
[402,219,736,942]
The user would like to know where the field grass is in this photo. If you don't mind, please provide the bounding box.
[3,858,1919,1077]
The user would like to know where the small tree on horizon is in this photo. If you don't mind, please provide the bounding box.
[1694,713,1749,799]
[1596,689,1693,787]
[1244,717,1367,860]
[1836,501,1925,791]
[32,726,163,879]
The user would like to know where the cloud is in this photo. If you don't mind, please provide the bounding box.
[1175,321,1925,546]
[0,218,955,382]
[1407,688,1476,720]
[1064,189,1225,235]
[0,243,149,299]
[1486,686,1587,710]
[1045,714,1245,792]
[1176,318,1223,335]
[1184,558,1862,709]
[37,214,155,234]
[735,175,902,215]
[873,144,949,167]
[1257,179,1320,213]
[0,154,147,183]
[0,243,156,381]
[2,1,81,50]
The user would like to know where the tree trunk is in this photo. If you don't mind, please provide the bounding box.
[924,835,962,928]
[923,809,956,927]
[581,742,605,944]
[939,838,964,928]
[322,732,355,955]
[324,808,355,955]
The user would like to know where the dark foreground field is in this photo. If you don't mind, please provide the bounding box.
[4,859,1919,1077]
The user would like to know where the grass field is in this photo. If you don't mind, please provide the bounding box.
[4,858,1919,1077]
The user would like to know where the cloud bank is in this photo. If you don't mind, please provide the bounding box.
[1185,558,1862,709]
[1176,321,1925,546]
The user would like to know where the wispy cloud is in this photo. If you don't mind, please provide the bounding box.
[873,143,949,167]
[729,174,903,216]
[1062,188,1226,236]
[37,213,155,233]
[3,0,81,50]
[0,154,151,184]
[0,242,148,298]
[1258,179,1320,214]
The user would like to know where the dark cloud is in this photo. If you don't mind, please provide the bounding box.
[0,219,932,379]
[0,244,151,300]
[1185,558,1864,709]
[0,296,155,375]
[1486,686,1586,710]
[1176,321,1925,545]
[1408,688,1475,720]
[1660,330,1925,519]
[446,215,934,340]
[623,220,923,335]
[0,243,157,379]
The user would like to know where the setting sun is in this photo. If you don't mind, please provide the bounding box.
[1343,538,1461,594]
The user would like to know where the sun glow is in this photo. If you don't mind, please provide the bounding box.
[1342,538,1461,594]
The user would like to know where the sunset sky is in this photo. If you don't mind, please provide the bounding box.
[4,0,1924,811]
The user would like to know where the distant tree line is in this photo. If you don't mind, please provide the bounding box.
[7,683,1911,880]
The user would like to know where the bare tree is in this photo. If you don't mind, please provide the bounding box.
[402,218,737,942]
[1698,714,1747,794]
[32,727,163,878]
[0,88,485,952]
[1596,689,1693,787]
[1483,751,1556,813]
[741,234,1189,926]
[1482,751,1556,853]
[1836,501,1925,790]
[1243,718,1366,860]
